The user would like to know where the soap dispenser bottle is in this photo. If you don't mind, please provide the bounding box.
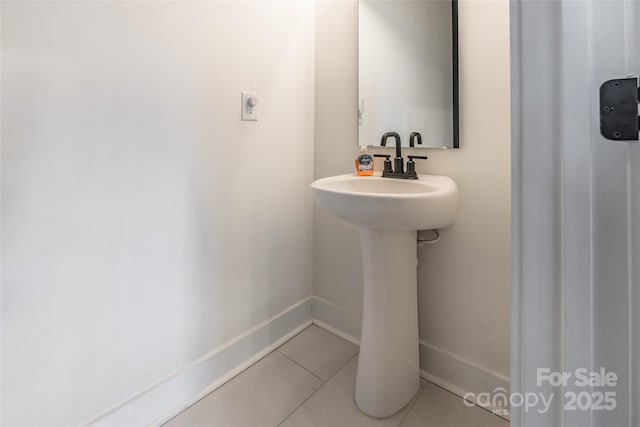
[355,146,374,176]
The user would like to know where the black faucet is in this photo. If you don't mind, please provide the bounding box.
[380,132,404,174]
[374,131,427,180]
[409,132,423,148]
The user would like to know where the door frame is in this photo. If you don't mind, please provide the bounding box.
[510,1,566,425]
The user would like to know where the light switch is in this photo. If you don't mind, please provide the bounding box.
[241,91,258,121]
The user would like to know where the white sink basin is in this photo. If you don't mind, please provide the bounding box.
[311,173,458,230]
[311,172,458,418]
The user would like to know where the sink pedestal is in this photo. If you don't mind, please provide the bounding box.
[355,228,420,418]
[310,173,458,418]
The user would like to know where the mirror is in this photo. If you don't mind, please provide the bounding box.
[358,0,459,149]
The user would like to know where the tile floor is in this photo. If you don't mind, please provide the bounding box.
[164,325,509,427]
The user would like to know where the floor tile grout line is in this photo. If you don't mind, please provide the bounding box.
[165,325,317,425]
[275,353,360,427]
[276,349,326,383]
[395,386,426,427]
[275,380,323,427]
[426,380,509,421]
[169,325,368,427]
[162,347,285,425]
[277,324,359,385]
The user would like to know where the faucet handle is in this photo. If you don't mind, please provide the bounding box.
[374,154,393,173]
[406,155,428,178]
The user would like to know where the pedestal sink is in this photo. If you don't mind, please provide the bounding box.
[311,173,458,418]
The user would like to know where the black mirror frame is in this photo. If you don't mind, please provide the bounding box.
[452,0,460,148]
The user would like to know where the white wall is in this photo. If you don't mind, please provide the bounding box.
[314,0,510,401]
[1,1,314,425]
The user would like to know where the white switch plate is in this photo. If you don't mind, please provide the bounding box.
[241,91,258,121]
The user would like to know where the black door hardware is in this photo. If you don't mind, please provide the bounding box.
[600,77,639,141]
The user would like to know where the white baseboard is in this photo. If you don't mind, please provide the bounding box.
[419,341,511,420]
[311,296,361,343]
[312,319,359,346]
[83,297,312,427]
[311,296,510,420]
